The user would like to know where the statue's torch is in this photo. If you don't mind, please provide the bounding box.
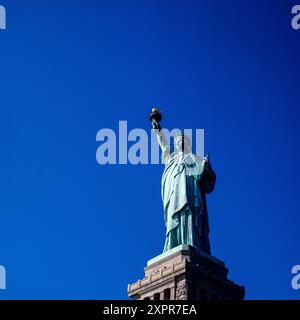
[149,108,162,130]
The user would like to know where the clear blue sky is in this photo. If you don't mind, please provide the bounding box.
[0,0,299,299]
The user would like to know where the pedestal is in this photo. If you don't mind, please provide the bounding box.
[128,245,245,300]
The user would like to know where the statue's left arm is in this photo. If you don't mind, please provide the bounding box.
[200,158,216,194]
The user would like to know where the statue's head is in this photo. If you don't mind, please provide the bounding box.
[174,133,192,154]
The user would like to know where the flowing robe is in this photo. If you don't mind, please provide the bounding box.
[161,147,216,253]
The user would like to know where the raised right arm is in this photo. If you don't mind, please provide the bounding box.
[152,119,169,153]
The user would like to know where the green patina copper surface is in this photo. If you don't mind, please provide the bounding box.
[161,145,216,254]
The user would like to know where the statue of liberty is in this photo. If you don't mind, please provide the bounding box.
[150,108,216,254]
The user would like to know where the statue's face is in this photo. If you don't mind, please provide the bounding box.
[175,137,191,153]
